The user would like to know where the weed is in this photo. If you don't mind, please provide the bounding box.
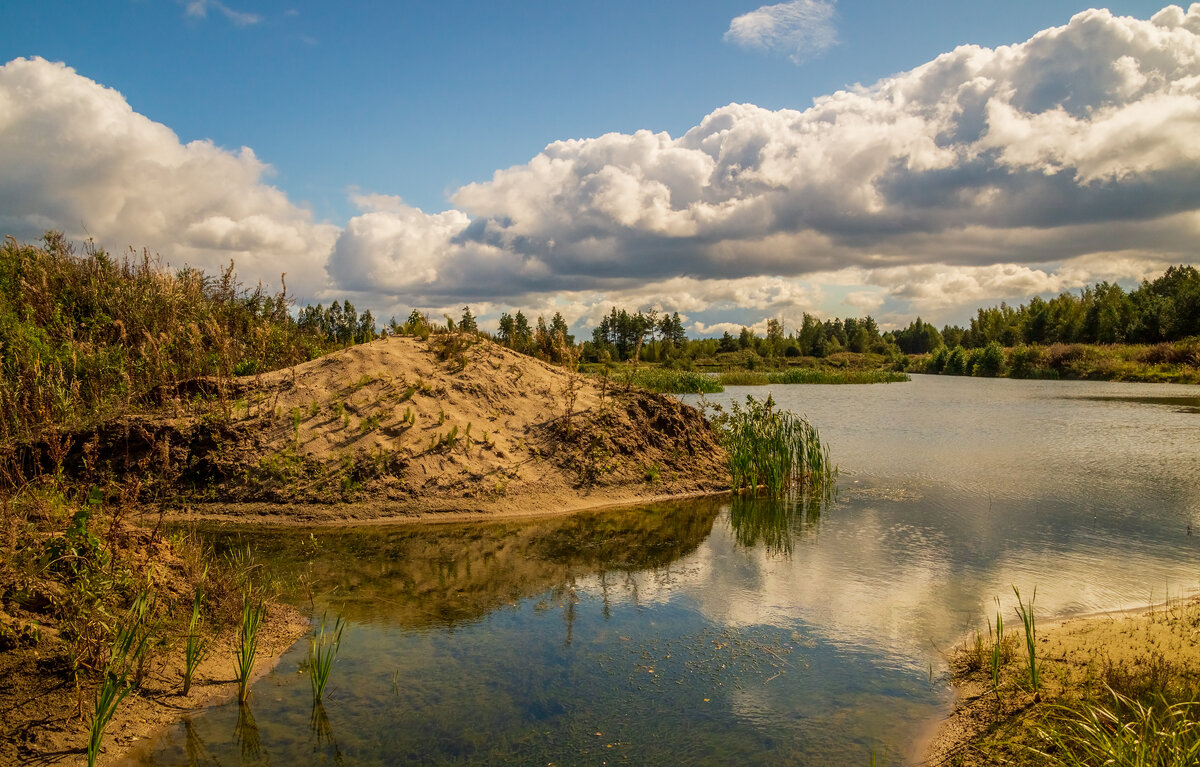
[307,611,346,702]
[644,463,661,483]
[1029,689,1200,766]
[182,577,209,696]
[235,591,266,702]
[1014,585,1040,692]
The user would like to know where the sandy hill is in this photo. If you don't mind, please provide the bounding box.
[159,333,726,523]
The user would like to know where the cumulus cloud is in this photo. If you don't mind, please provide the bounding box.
[329,5,1200,324]
[724,0,839,64]
[185,0,262,26]
[0,57,335,295]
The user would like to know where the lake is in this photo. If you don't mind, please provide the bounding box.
[124,375,1200,766]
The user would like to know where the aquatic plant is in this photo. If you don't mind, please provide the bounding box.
[991,598,1005,695]
[706,395,836,498]
[235,591,266,702]
[1014,585,1039,692]
[308,611,347,702]
[182,579,209,696]
[719,368,909,386]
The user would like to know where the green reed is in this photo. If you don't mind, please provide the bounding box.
[707,395,836,498]
[308,611,347,702]
[597,367,724,394]
[235,591,266,702]
[182,579,209,696]
[991,597,1005,695]
[1013,585,1039,692]
[88,589,153,767]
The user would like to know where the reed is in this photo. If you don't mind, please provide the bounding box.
[307,611,347,702]
[718,368,909,386]
[234,591,266,702]
[182,579,209,696]
[990,598,1005,695]
[707,395,836,497]
[1013,585,1040,692]
[88,589,153,767]
[597,367,723,394]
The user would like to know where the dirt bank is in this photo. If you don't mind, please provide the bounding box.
[925,594,1200,765]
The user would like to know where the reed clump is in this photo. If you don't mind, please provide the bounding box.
[718,368,909,386]
[705,395,836,498]
[235,591,266,703]
[307,612,346,702]
[1029,690,1200,766]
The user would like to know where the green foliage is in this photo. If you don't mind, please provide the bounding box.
[1014,585,1040,692]
[718,368,909,385]
[1030,690,1200,766]
[235,591,266,702]
[601,367,723,394]
[706,395,836,498]
[307,612,346,702]
[88,588,154,767]
[182,577,210,696]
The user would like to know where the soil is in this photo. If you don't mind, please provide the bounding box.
[923,595,1200,765]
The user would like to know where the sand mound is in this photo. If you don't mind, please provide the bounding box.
[177,333,727,522]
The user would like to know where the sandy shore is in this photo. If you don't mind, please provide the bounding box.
[923,592,1200,765]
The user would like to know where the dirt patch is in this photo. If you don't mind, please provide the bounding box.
[924,595,1200,765]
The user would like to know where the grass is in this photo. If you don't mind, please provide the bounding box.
[705,395,836,498]
[718,368,909,385]
[307,611,346,702]
[1029,690,1200,766]
[1014,585,1040,692]
[87,591,153,767]
[182,578,209,696]
[234,591,266,703]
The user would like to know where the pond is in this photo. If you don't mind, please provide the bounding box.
[124,375,1200,766]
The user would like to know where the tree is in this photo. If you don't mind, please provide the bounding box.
[459,306,478,334]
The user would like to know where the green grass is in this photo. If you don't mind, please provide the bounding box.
[1030,690,1200,766]
[307,611,346,702]
[182,579,209,696]
[705,395,836,498]
[718,368,909,385]
[234,591,266,703]
[1014,585,1040,692]
[88,589,153,767]
[587,366,723,394]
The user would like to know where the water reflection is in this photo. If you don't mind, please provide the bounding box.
[202,499,720,628]
[727,490,825,556]
[234,704,261,764]
[309,702,343,765]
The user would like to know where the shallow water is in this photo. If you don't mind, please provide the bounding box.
[127,375,1200,766]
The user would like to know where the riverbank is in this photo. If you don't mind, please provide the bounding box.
[926,593,1200,765]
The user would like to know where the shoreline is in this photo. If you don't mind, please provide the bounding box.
[155,487,733,528]
[922,591,1200,765]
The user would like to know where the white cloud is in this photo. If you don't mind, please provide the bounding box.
[724,0,839,64]
[6,6,1200,330]
[185,0,262,26]
[0,57,335,296]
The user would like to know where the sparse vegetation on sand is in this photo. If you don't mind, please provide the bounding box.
[931,592,1200,765]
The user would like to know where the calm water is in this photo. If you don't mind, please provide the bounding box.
[127,375,1200,766]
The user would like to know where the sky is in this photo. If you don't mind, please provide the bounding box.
[1,1,1198,335]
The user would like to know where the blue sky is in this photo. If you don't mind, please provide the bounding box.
[2,1,1197,333]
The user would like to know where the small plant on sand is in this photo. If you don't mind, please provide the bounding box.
[88,590,153,767]
[235,590,266,702]
[307,612,347,702]
[1014,585,1040,692]
[182,577,210,696]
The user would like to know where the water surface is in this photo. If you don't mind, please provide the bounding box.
[128,375,1200,766]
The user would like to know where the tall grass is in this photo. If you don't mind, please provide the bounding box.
[307,611,347,702]
[598,366,724,394]
[234,591,266,703]
[706,395,836,497]
[719,368,909,386]
[88,589,153,767]
[1014,585,1040,692]
[1030,690,1200,766]
[182,577,209,696]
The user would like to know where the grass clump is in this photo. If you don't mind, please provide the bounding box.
[234,592,266,703]
[307,612,346,702]
[705,395,836,498]
[1014,585,1040,692]
[182,578,210,696]
[87,590,153,767]
[1029,690,1200,766]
